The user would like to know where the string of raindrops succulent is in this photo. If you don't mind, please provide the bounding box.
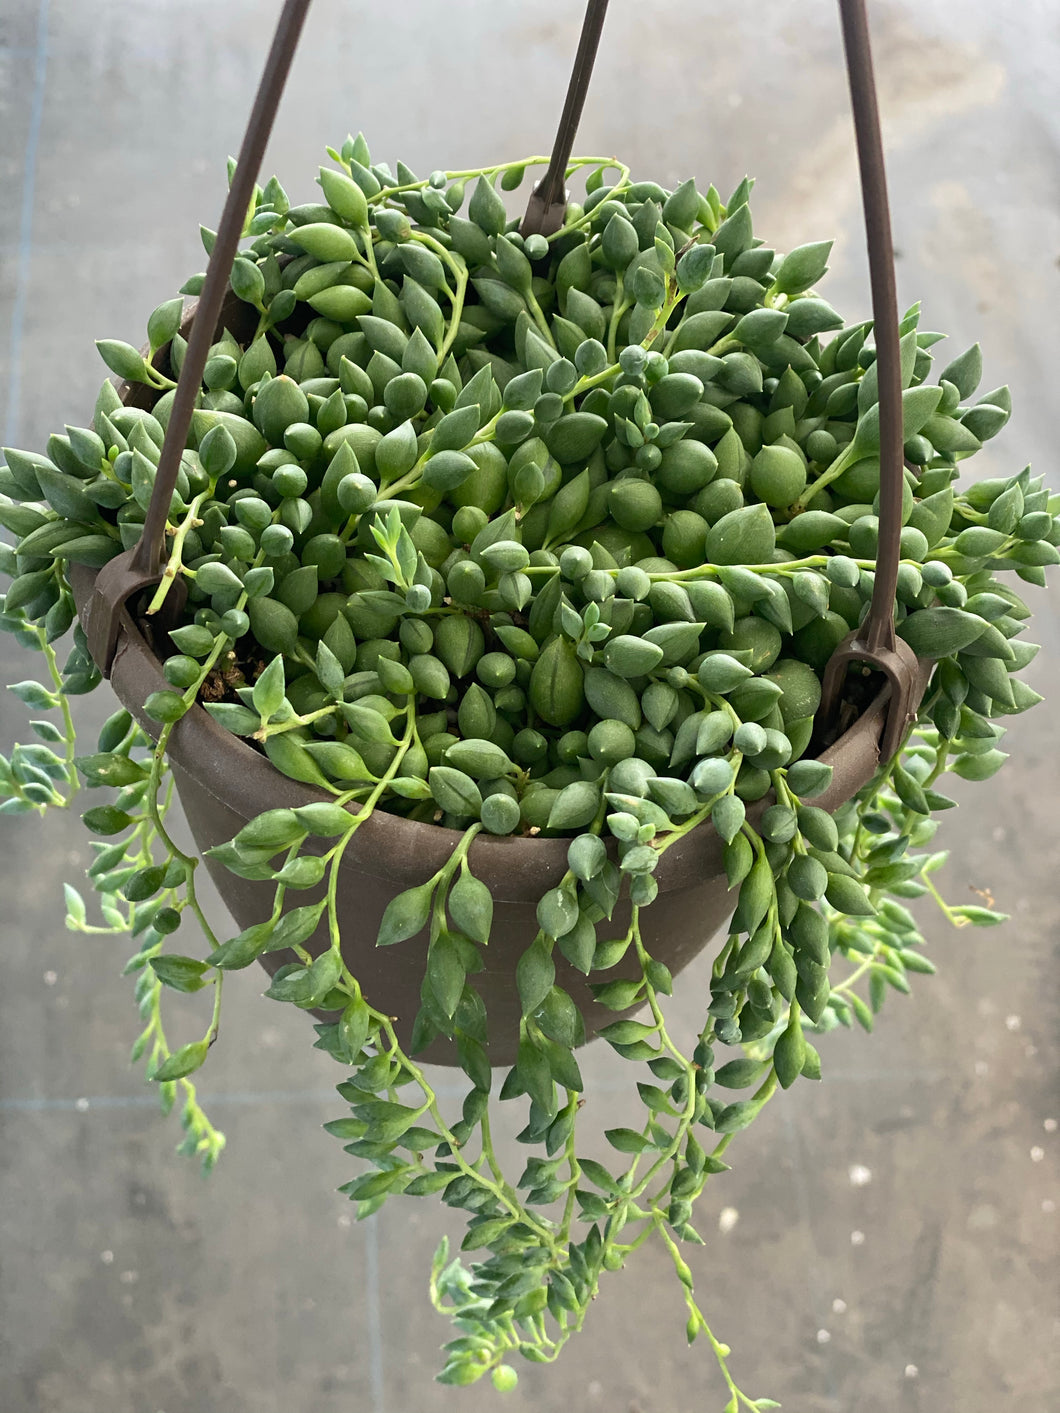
[1,140,1054,1402]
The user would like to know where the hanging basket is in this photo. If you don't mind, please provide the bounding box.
[70,0,935,1067]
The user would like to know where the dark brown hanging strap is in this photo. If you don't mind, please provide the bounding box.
[83,0,312,675]
[815,0,920,761]
[521,0,609,237]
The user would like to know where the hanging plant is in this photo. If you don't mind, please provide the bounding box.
[0,130,1052,1405]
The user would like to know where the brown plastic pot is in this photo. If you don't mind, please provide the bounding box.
[71,564,932,1066]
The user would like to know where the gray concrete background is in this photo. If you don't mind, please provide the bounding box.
[0,3,1057,1410]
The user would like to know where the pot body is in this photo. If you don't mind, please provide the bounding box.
[169,749,735,1064]
[73,563,931,1065]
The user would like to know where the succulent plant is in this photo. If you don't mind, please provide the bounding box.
[0,140,1054,1401]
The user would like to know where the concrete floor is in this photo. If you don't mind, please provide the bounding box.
[0,3,1057,1410]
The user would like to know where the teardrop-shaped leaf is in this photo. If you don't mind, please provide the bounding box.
[447,870,493,945]
[377,878,436,946]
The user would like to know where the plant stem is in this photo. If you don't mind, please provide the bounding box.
[792,440,860,511]
[656,1217,760,1410]
[37,626,79,800]
[145,490,210,615]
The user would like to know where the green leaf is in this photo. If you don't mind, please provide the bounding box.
[63,883,87,928]
[204,703,259,735]
[516,936,555,1016]
[547,780,602,831]
[785,759,833,799]
[849,991,873,1031]
[601,634,665,678]
[428,766,482,818]
[30,720,65,745]
[824,872,876,917]
[647,775,697,818]
[952,749,1008,781]
[590,977,644,1011]
[516,1032,555,1114]
[404,1171,452,1196]
[578,1158,620,1193]
[350,1099,425,1143]
[605,1127,652,1154]
[732,847,775,934]
[150,955,211,993]
[567,832,607,883]
[536,985,583,1050]
[387,775,433,800]
[557,913,596,974]
[898,607,989,658]
[319,165,370,226]
[546,468,591,544]
[292,802,355,837]
[377,879,435,946]
[300,948,341,1003]
[273,855,327,891]
[208,921,274,969]
[337,994,375,1062]
[443,738,515,779]
[676,242,714,293]
[949,905,1009,927]
[711,794,745,844]
[9,680,58,711]
[642,620,705,667]
[263,963,314,1004]
[74,753,148,787]
[696,653,753,693]
[96,339,152,384]
[422,449,478,493]
[540,1033,583,1092]
[147,296,184,350]
[468,174,508,236]
[430,404,480,454]
[230,808,305,859]
[937,343,982,400]
[773,1011,806,1089]
[152,1040,209,1081]
[251,655,286,720]
[342,702,397,746]
[121,865,166,902]
[897,948,936,975]
[5,569,57,615]
[82,805,134,835]
[714,1100,759,1133]
[772,240,832,295]
[437,1360,486,1388]
[323,1117,366,1141]
[263,902,326,953]
[599,1019,657,1048]
[712,202,753,266]
[852,383,942,454]
[447,870,493,945]
[230,255,266,306]
[536,883,578,939]
[427,933,466,1017]
[143,690,186,724]
[713,1058,768,1089]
